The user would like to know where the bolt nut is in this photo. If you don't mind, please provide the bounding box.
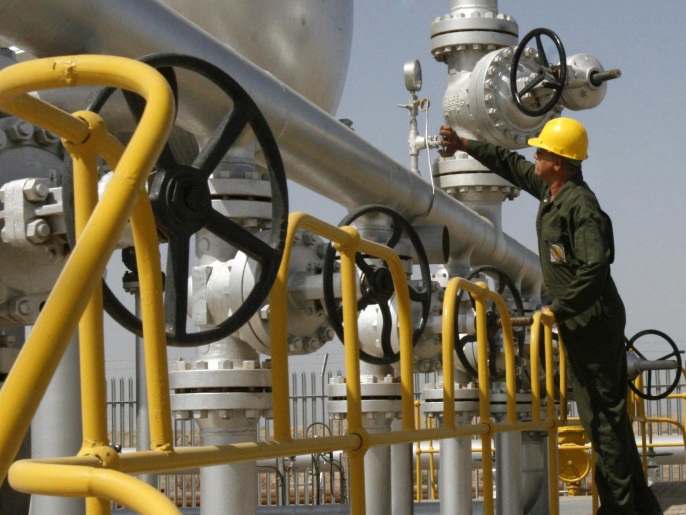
[318,326,335,342]
[13,298,33,316]
[305,337,321,352]
[288,336,303,353]
[23,179,50,202]
[26,219,51,244]
[217,359,233,370]
[218,410,233,420]
[34,128,60,146]
[173,360,191,371]
[259,305,270,320]
[6,120,33,142]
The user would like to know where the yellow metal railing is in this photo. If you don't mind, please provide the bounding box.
[0,56,417,514]
[0,54,572,515]
[0,55,178,513]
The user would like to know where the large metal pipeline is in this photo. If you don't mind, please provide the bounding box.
[0,0,542,295]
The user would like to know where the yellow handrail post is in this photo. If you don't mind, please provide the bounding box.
[542,311,560,515]
[64,111,112,515]
[336,226,367,514]
[0,55,174,510]
[530,313,543,422]
[472,282,494,515]
[269,213,303,442]
[64,112,110,450]
[441,278,460,429]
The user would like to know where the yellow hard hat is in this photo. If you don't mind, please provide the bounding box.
[528,117,588,160]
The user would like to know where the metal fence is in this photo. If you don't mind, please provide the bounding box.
[107,367,686,508]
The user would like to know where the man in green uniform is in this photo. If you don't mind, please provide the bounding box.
[439,118,662,515]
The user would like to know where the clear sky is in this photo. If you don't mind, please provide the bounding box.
[109,0,686,375]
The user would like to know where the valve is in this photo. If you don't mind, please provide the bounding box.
[626,329,683,401]
[322,205,432,365]
[62,53,288,346]
[510,28,567,117]
[453,265,525,380]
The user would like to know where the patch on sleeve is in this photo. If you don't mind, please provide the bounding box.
[549,242,566,264]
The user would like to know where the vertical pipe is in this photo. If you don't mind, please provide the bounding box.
[200,420,258,515]
[391,443,413,515]
[494,430,523,514]
[29,333,84,515]
[364,438,391,514]
[450,0,498,12]
[440,415,473,515]
[134,292,156,487]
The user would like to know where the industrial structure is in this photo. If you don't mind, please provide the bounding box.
[0,1,682,514]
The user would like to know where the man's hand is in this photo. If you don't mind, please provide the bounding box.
[438,125,468,157]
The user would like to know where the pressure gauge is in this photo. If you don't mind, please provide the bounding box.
[404,59,422,93]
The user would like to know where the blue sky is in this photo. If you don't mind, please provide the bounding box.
[110,1,686,374]
[285,1,686,370]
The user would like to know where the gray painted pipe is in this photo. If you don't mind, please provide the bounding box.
[29,334,84,515]
[0,0,543,295]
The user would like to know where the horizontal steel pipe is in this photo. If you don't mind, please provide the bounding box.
[0,0,543,294]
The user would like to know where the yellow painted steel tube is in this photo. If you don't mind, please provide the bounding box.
[485,290,518,423]
[541,311,560,515]
[270,212,356,440]
[130,436,363,475]
[64,112,110,450]
[337,226,366,514]
[20,434,363,478]
[369,424,490,448]
[0,55,174,483]
[472,285,494,515]
[270,212,415,514]
[530,312,543,422]
[68,109,171,451]
[68,116,114,515]
[9,461,178,515]
[441,278,463,429]
[342,229,415,428]
[128,181,174,450]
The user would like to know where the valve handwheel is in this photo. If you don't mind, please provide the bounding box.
[510,28,567,117]
[626,329,683,401]
[454,265,525,379]
[64,53,288,345]
[322,205,431,365]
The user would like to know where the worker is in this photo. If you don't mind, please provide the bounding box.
[438,118,662,515]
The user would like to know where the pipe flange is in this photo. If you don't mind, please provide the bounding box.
[420,384,481,416]
[431,13,518,62]
[489,392,533,415]
[327,377,402,419]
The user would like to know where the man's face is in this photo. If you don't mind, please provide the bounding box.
[533,147,558,182]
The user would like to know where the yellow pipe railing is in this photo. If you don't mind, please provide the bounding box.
[0,53,632,515]
[0,56,175,499]
[529,310,563,515]
[269,211,416,513]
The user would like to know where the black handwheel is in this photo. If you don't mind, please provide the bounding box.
[321,205,431,365]
[626,329,683,401]
[510,28,567,117]
[454,265,525,380]
[64,53,288,346]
